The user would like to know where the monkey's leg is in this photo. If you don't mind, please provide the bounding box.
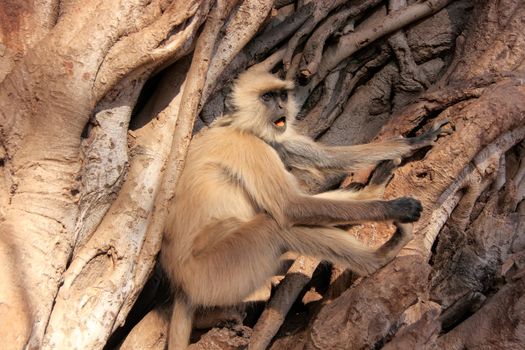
[184,215,285,307]
[316,159,400,202]
[282,222,413,275]
[287,195,421,226]
[168,296,194,350]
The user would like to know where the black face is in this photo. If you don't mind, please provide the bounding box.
[261,90,288,129]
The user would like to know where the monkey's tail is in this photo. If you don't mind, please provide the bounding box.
[281,222,413,275]
[168,295,194,350]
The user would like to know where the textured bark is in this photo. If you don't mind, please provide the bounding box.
[434,275,525,350]
[307,256,431,350]
[0,0,524,349]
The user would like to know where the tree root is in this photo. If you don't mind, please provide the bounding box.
[75,79,137,254]
[387,0,430,92]
[201,2,313,106]
[282,0,347,71]
[199,0,273,109]
[435,275,525,349]
[300,45,391,138]
[93,0,211,102]
[307,255,431,350]
[119,306,170,350]
[298,0,384,80]
[42,65,189,349]
[314,0,453,89]
[249,256,320,350]
[403,125,525,259]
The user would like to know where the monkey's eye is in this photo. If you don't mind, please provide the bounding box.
[280,91,288,101]
[261,92,273,102]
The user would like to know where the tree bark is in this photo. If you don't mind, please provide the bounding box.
[0,0,524,349]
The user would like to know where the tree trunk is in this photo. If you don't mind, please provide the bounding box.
[0,0,523,349]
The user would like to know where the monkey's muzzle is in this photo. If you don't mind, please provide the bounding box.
[273,116,286,128]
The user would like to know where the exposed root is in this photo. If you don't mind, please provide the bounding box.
[199,0,273,108]
[201,2,313,106]
[249,256,320,350]
[375,74,517,140]
[119,0,238,325]
[298,0,384,80]
[435,276,525,349]
[248,47,286,73]
[75,80,137,253]
[40,10,228,344]
[282,0,348,72]
[119,306,170,350]
[94,0,211,102]
[315,0,453,89]
[403,126,525,259]
[387,0,430,92]
[300,45,391,138]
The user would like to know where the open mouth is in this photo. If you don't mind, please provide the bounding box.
[273,116,286,128]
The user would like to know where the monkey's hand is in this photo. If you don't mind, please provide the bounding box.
[369,158,401,187]
[344,182,366,192]
[408,119,452,149]
[388,197,422,223]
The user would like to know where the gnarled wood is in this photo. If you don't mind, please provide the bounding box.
[0,1,524,349]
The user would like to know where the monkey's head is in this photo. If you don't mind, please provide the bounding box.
[229,69,298,141]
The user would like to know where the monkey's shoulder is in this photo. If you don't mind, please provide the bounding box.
[192,126,277,159]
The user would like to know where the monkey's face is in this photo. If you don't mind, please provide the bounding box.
[260,89,289,132]
[230,70,297,142]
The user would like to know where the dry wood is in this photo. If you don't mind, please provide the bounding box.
[435,274,525,349]
[400,86,525,258]
[74,82,136,253]
[38,1,222,345]
[387,0,430,92]
[315,0,453,87]
[298,0,384,79]
[42,66,189,350]
[282,0,347,72]
[93,0,208,102]
[306,255,431,349]
[188,324,252,350]
[1,1,524,349]
[201,2,314,106]
[119,307,170,350]
[250,256,320,350]
[300,45,391,138]
[381,306,441,350]
[200,0,273,108]
[0,0,170,345]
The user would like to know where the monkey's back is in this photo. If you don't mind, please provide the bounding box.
[161,126,279,295]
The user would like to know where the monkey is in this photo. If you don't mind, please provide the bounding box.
[160,68,448,350]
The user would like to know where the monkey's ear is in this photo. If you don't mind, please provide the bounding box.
[224,94,237,114]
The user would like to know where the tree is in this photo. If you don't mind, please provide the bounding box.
[0,0,523,349]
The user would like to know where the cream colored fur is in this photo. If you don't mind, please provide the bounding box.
[161,70,420,350]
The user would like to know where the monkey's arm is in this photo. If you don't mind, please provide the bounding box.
[226,140,422,227]
[280,120,449,172]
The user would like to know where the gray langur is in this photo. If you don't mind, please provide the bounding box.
[161,68,448,349]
